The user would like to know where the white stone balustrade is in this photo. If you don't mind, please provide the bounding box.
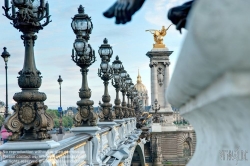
[167,0,250,165]
[0,118,142,166]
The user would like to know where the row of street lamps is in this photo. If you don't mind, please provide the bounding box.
[70,5,143,127]
[1,47,10,119]
[1,0,144,140]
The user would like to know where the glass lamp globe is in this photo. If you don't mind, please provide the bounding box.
[71,5,93,37]
[57,75,63,85]
[1,47,10,63]
[125,76,132,84]
[84,44,93,59]
[130,84,134,89]
[100,62,109,72]
[112,55,123,71]
[74,39,86,55]
[120,69,127,78]
[113,73,120,82]
[98,38,113,62]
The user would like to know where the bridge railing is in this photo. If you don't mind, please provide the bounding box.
[167,0,250,165]
[0,118,144,166]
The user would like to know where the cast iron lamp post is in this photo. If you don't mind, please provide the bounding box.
[111,56,124,119]
[2,0,53,140]
[71,5,97,126]
[125,75,133,117]
[1,47,10,119]
[131,89,138,117]
[120,68,129,118]
[98,38,115,122]
[128,83,136,117]
[57,75,63,134]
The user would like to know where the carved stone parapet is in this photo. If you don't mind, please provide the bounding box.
[18,69,42,89]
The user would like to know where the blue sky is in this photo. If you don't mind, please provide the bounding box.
[0,0,187,110]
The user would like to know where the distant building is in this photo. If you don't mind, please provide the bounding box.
[64,106,100,117]
[134,70,149,107]
[64,106,77,117]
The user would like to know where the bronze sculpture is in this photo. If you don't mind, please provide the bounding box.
[103,0,195,34]
[168,0,195,33]
[146,25,172,48]
[103,0,145,24]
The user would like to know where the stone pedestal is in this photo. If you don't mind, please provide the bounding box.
[0,140,60,165]
[71,126,101,136]
[146,48,173,113]
[151,123,162,132]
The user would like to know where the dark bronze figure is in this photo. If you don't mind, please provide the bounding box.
[168,0,195,33]
[103,0,145,24]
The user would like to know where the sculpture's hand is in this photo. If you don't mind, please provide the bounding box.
[103,0,146,24]
[168,0,195,33]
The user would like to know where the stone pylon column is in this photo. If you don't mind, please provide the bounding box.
[147,48,173,113]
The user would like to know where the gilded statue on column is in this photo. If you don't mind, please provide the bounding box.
[146,24,172,48]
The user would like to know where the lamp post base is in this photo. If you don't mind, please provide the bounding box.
[70,126,101,136]
[97,121,117,127]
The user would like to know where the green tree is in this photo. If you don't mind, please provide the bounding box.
[46,109,74,128]
[54,118,59,128]
[0,116,4,126]
[46,109,60,118]
[64,116,73,128]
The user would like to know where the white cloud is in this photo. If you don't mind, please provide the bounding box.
[145,0,187,27]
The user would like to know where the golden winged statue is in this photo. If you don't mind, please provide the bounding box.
[146,24,172,48]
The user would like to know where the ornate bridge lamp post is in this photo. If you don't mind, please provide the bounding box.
[2,0,54,140]
[120,68,129,118]
[132,89,139,117]
[70,5,98,129]
[152,99,161,123]
[125,75,132,117]
[1,47,10,119]
[98,38,116,123]
[129,84,136,117]
[111,56,124,120]
[57,75,63,134]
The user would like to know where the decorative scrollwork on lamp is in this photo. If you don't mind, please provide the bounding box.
[2,0,53,140]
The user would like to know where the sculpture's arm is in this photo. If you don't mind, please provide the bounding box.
[166,24,173,30]
[146,29,157,34]
[103,0,146,24]
[168,0,195,33]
